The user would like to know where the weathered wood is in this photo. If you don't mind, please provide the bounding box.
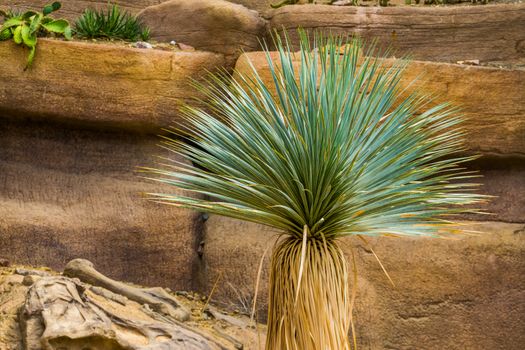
[63,258,191,322]
[235,52,525,156]
[267,4,525,63]
[0,264,265,349]
[0,39,226,132]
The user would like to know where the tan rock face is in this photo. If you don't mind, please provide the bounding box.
[201,216,525,349]
[234,52,525,156]
[0,119,203,291]
[138,0,267,66]
[0,39,226,132]
[267,4,525,63]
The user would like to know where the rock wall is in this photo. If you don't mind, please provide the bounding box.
[0,0,165,19]
[0,40,226,291]
[0,118,204,291]
[227,0,275,13]
[0,39,226,132]
[266,4,525,63]
[5,1,524,68]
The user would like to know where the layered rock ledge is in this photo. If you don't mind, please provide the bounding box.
[0,39,226,132]
[266,4,525,63]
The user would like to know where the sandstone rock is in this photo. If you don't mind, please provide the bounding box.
[0,0,166,20]
[0,273,27,348]
[15,268,51,277]
[0,39,226,132]
[178,42,195,51]
[133,41,153,49]
[234,52,525,156]
[0,119,203,292]
[139,0,267,66]
[463,156,525,224]
[266,4,525,63]
[332,0,354,5]
[227,0,275,13]
[201,216,525,349]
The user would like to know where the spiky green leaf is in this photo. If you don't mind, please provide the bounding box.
[145,32,486,240]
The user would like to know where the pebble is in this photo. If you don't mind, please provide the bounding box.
[134,41,153,49]
[0,258,9,267]
[170,40,177,45]
[333,0,354,5]
[22,275,41,286]
[177,43,195,51]
[15,268,51,277]
[457,59,480,66]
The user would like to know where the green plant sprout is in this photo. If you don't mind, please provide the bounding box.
[0,2,71,69]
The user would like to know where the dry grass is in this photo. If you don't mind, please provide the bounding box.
[266,234,351,349]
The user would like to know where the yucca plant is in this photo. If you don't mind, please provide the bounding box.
[144,32,485,349]
[74,4,150,41]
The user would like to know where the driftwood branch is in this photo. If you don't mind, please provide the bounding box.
[19,275,213,350]
[63,258,190,322]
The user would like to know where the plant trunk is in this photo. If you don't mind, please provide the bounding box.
[266,236,351,350]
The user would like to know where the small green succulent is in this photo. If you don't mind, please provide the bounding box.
[0,2,72,69]
[74,4,150,42]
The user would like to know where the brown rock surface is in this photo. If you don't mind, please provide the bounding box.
[201,216,525,349]
[464,156,525,223]
[0,39,226,132]
[138,0,267,66]
[235,51,525,156]
[0,118,203,292]
[267,4,525,63]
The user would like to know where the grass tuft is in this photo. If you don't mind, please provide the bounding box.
[74,4,150,41]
